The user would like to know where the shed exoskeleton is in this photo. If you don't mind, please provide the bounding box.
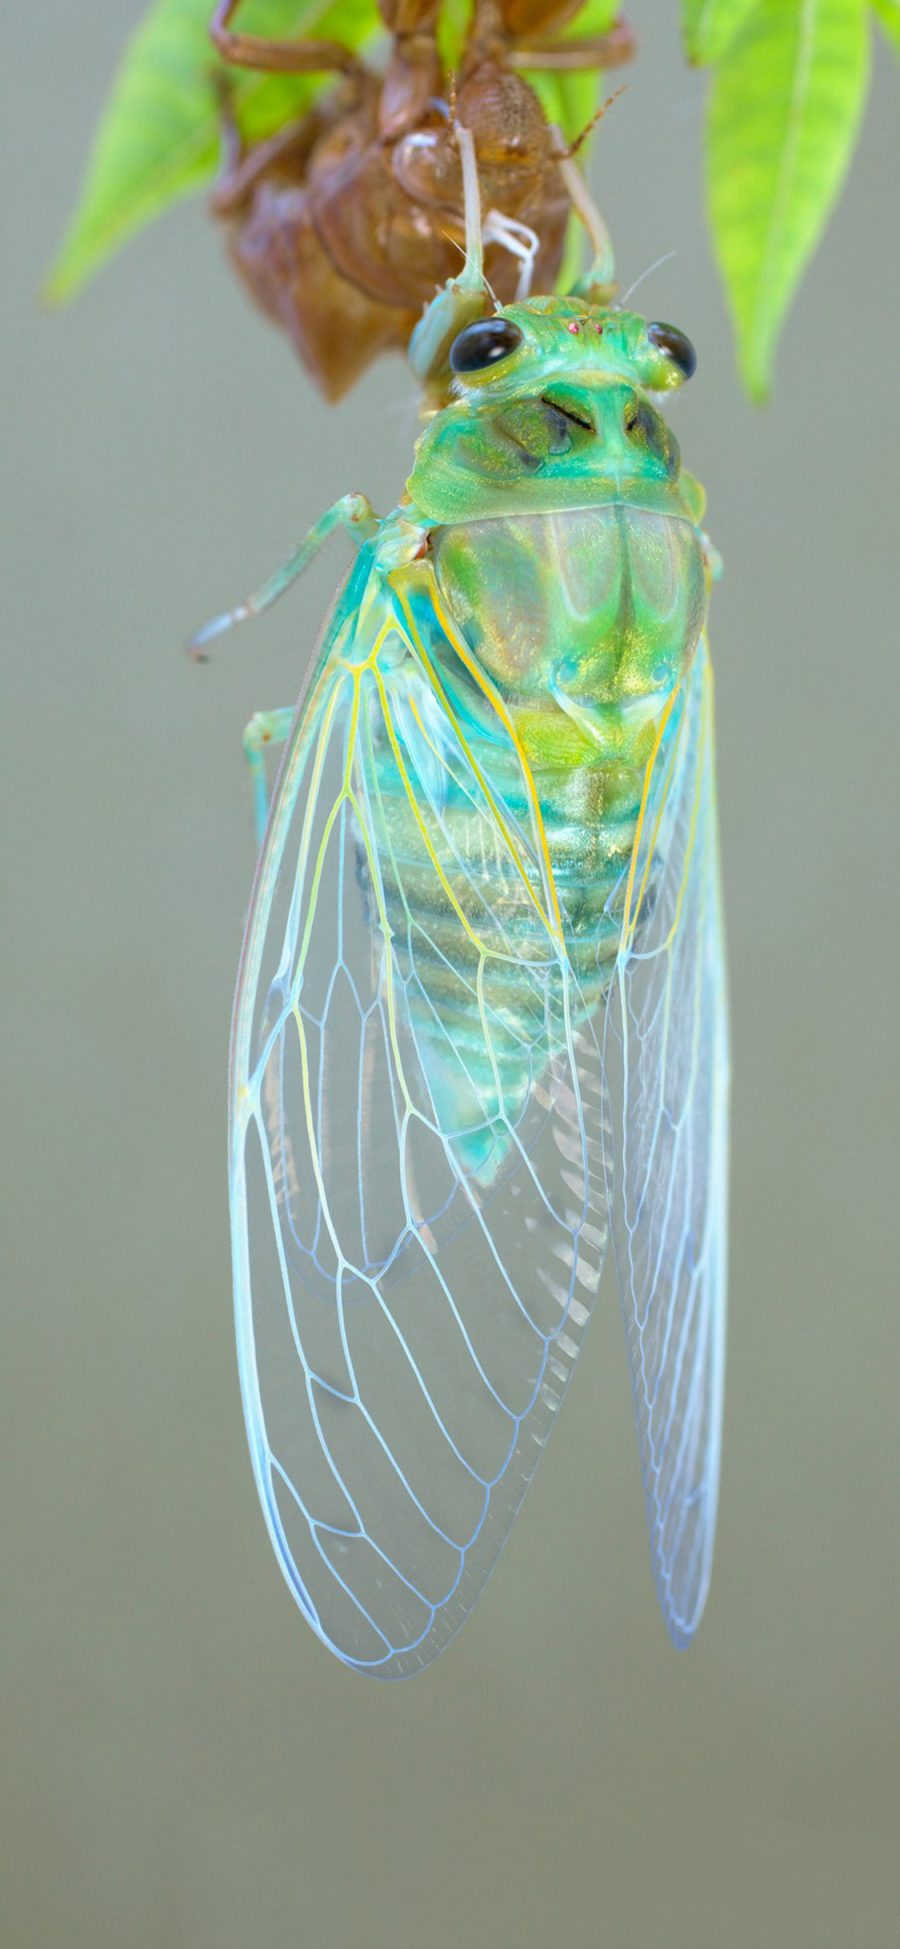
[209,0,634,396]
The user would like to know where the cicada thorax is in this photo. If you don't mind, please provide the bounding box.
[404,340,707,966]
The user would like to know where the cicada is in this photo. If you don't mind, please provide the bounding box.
[193,131,728,1676]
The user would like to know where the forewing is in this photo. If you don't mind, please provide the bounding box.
[604,638,728,1646]
[230,584,610,1677]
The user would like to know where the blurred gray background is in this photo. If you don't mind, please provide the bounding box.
[2,5,898,1946]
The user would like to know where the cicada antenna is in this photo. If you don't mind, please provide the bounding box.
[619,251,677,308]
[561,85,627,161]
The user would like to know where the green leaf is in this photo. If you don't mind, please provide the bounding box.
[708,0,869,398]
[437,0,474,70]
[682,0,760,65]
[47,0,379,302]
[871,0,900,52]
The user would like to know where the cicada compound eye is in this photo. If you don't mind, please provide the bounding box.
[646,321,697,380]
[449,317,524,375]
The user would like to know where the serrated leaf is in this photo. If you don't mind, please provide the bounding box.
[871,0,900,52]
[709,0,869,398]
[682,0,759,65]
[48,0,379,302]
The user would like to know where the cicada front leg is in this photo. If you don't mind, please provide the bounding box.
[376,0,443,139]
[506,14,635,71]
[552,128,617,299]
[408,125,493,394]
[208,71,322,218]
[466,1,634,71]
[187,494,380,660]
[209,0,367,76]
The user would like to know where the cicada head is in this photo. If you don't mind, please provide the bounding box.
[407,295,705,525]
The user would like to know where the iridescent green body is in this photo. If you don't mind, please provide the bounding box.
[344,294,713,1169]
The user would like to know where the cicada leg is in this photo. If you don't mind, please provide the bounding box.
[209,71,321,217]
[552,128,616,297]
[506,15,636,71]
[187,493,380,660]
[408,125,491,390]
[482,208,540,300]
[376,0,443,139]
[243,707,295,844]
[209,0,367,76]
[375,0,441,28]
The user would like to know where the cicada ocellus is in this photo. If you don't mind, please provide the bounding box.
[193,130,728,1676]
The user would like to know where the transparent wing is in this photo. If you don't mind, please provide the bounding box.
[229,578,610,1677]
[604,637,728,1646]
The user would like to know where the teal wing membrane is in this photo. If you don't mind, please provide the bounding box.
[229,574,611,1677]
[604,638,729,1646]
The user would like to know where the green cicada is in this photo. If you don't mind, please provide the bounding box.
[193,131,728,1677]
